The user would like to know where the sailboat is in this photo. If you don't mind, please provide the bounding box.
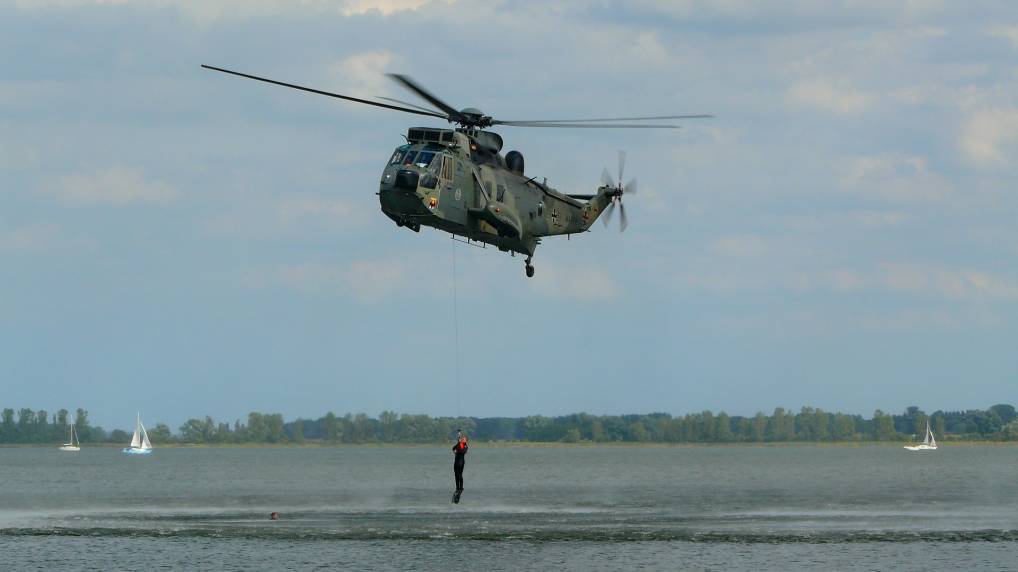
[59,424,80,452]
[904,421,938,451]
[122,413,153,455]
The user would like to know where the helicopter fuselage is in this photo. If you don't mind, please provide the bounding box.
[378,127,613,260]
[202,64,697,278]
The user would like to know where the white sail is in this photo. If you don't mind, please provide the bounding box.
[130,414,142,448]
[60,424,81,451]
[123,413,153,455]
[904,419,938,451]
[140,421,152,450]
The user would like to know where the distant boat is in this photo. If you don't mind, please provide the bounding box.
[59,424,80,452]
[904,421,937,451]
[122,413,153,455]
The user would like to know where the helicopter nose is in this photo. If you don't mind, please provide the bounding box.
[393,169,419,191]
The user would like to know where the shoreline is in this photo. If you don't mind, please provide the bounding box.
[3,440,1016,449]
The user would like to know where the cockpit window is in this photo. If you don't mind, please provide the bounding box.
[401,151,418,166]
[388,146,410,166]
[414,151,436,169]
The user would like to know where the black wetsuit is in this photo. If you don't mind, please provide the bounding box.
[453,442,468,491]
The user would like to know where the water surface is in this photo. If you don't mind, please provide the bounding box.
[2,445,1016,569]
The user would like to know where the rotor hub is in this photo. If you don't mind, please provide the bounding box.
[457,107,492,128]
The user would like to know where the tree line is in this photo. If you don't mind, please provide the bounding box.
[2,404,1016,445]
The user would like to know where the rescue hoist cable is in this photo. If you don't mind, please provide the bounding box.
[452,239,462,419]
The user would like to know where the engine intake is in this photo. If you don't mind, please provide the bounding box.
[505,150,524,175]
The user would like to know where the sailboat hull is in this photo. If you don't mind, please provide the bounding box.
[59,445,80,452]
[122,447,153,455]
[903,444,937,451]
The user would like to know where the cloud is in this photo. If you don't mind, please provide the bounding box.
[840,154,951,200]
[675,261,1018,303]
[0,220,98,253]
[0,140,40,170]
[786,78,873,114]
[712,234,766,257]
[876,264,1018,301]
[960,108,1018,167]
[339,0,439,17]
[852,210,911,228]
[55,167,178,206]
[277,197,354,224]
[14,0,130,7]
[990,25,1018,49]
[529,264,620,301]
[707,305,1002,337]
[813,264,1018,301]
[13,0,453,23]
[623,0,955,26]
[201,195,361,242]
[818,262,1018,301]
[329,51,397,97]
[1,223,60,252]
[346,258,407,301]
[276,258,407,302]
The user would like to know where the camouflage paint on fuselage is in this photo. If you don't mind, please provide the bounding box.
[378,128,614,258]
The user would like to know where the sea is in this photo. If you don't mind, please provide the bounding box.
[1,444,1016,570]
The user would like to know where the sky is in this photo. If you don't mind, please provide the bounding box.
[2,0,1016,431]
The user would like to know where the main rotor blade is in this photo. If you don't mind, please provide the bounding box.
[202,65,447,119]
[601,167,615,188]
[387,74,462,121]
[495,122,679,129]
[618,150,626,184]
[376,96,444,115]
[624,178,638,195]
[496,114,712,124]
[619,202,628,233]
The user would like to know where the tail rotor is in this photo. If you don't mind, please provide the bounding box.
[601,150,637,232]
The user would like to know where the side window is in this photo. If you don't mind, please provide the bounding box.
[496,184,506,202]
[420,173,438,189]
[484,181,494,197]
[537,201,544,216]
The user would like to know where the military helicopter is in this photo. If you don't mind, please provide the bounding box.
[202,65,710,277]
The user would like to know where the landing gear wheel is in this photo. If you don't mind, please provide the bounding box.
[525,265,534,278]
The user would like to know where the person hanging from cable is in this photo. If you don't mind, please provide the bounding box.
[451,430,468,503]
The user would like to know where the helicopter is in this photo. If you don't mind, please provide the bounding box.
[202,65,710,277]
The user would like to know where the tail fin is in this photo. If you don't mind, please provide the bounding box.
[577,186,615,232]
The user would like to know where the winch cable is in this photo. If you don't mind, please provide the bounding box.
[452,239,462,419]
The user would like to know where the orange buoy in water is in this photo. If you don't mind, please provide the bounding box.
[270,512,279,520]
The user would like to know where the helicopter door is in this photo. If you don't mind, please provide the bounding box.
[480,166,498,203]
[472,172,486,208]
[439,155,465,222]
